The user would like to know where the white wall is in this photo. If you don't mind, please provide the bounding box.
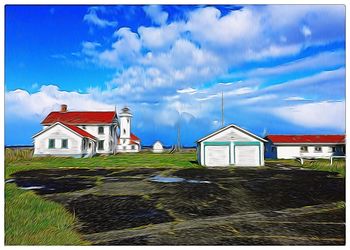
[119,115,131,139]
[275,145,345,159]
[116,143,140,153]
[77,124,117,154]
[34,124,83,156]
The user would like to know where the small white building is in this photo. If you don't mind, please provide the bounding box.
[152,141,164,153]
[197,124,267,167]
[116,107,141,153]
[265,135,346,159]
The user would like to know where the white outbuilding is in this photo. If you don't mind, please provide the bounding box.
[196,124,267,167]
[152,141,164,153]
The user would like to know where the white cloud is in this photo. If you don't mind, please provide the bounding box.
[83,7,118,28]
[284,96,308,101]
[138,22,183,50]
[143,5,168,25]
[238,94,278,105]
[243,50,345,78]
[186,7,261,47]
[5,85,114,120]
[272,101,345,130]
[247,44,302,60]
[177,87,197,94]
[301,25,312,37]
[82,28,141,67]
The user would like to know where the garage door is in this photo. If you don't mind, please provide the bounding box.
[205,146,230,167]
[235,146,260,166]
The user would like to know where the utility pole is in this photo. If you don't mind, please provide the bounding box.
[221,91,224,127]
[177,121,181,151]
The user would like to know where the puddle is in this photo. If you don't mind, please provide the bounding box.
[5,179,15,184]
[149,175,211,184]
[187,180,211,184]
[279,167,292,170]
[12,176,96,195]
[149,175,185,183]
[20,186,45,190]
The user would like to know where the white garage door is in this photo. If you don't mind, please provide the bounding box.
[235,146,260,166]
[205,146,230,167]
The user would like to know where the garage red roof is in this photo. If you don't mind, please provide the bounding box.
[266,135,345,144]
[41,111,116,125]
[63,123,96,140]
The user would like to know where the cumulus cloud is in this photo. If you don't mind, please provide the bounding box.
[5,85,114,120]
[138,22,183,50]
[83,7,118,28]
[143,5,168,25]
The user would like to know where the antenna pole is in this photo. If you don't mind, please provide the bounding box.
[221,91,224,127]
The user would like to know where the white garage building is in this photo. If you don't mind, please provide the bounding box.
[197,124,267,167]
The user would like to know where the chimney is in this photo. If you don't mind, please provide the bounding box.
[60,104,67,112]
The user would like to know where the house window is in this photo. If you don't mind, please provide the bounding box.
[131,145,135,150]
[123,139,126,144]
[271,146,276,152]
[48,139,55,149]
[300,146,308,153]
[315,147,322,153]
[123,146,126,150]
[82,125,86,129]
[123,129,126,135]
[127,119,129,123]
[61,139,68,149]
[332,147,337,152]
[98,126,104,134]
[98,140,104,150]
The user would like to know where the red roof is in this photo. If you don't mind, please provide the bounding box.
[41,111,116,125]
[266,135,345,144]
[131,133,140,141]
[63,123,96,140]
[118,133,141,144]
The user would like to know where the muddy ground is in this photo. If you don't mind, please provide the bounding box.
[9,164,345,245]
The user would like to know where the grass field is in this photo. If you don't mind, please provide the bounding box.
[4,148,345,245]
[266,158,346,177]
[5,149,200,245]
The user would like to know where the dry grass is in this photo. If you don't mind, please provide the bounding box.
[5,148,33,162]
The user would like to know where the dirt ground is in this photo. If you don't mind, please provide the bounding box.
[10,163,345,245]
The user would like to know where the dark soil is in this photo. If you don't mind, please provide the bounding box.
[10,165,345,245]
[108,168,168,177]
[13,176,96,195]
[12,168,114,178]
[66,194,174,234]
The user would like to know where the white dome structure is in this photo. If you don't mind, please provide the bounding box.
[152,141,164,153]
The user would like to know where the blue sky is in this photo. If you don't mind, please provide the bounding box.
[5,5,345,146]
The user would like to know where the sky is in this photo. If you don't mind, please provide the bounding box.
[5,5,346,146]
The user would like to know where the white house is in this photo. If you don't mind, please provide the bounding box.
[265,135,346,159]
[197,124,267,167]
[152,141,164,153]
[33,104,141,157]
[116,107,141,153]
